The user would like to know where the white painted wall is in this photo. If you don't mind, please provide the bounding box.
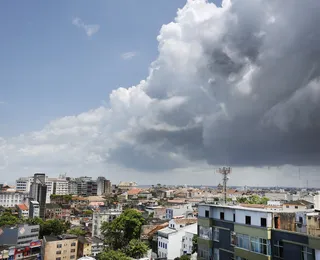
[314,194,320,210]
[198,205,210,218]
[235,209,272,227]
[158,235,169,259]
[211,207,235,222]
[181,231,195,256]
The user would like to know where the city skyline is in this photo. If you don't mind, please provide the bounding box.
[1,0,320,188]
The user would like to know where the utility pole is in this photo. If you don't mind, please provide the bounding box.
[217,167,232,204]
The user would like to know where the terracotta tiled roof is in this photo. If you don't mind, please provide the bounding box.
[17,204,28,211]
[173,218,197,225]
[127,188,142,195]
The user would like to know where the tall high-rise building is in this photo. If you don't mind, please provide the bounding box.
[29,173,47,219]
[97,177,112,196]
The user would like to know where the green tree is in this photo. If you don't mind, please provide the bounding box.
[42,219,68,237]
[192,234,198,254]
[123,239,148,259]
[101,209,145,250]
[175,255,191,260]
[83,210,93,216]
[98,250,131,260]
[0,212,21,227]
[68,227,86,236]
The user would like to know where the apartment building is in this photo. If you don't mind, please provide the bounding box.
[96,177,112,196]
[92,205,123,239]
[78,236,104,258]
[165,203,194,219]
[197,204,320,260]
[157,218,197,259]
[0,190,28,207]
[0,224,40,247]
[43,234,78,260]
[15,177,33,193]
[17,203,29,218]
[181,230,197,256]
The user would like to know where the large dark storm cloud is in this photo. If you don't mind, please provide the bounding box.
[107,0,320,170]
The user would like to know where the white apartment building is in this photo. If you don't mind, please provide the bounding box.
[15,177,33,193]
[0,191,28,207]
[157,219,197,259]
[45,177,69,203]
[181,231,197,256]
[92,205,123,239]
[166,203,194,219]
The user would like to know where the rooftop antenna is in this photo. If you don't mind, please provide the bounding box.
[217,166,232,204]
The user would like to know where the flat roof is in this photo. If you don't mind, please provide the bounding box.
[158,227,177,235]
[199,203,275,213]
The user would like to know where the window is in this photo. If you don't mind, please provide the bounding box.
[274,240,284,258]
[56,251,61,255]
[301,246,314,260]
[213,227,219,242]
[237,234,250,250]
[295,206,299,209]
[233,213,236,222]
[231,231,237,246]
[245,216,251,225]
[261,218,267,227]
[286,205,289,208]
[71,249,75,253]
[250,237,270,255]
[199,226,212,240]
[71,242,76,246]
[70,256,75,259]
[205,210,209,218]
[56,258,61,260]
[213,248,219,260]
[274,216,280,229]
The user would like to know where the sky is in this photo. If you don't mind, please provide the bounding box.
[0,0,320,188]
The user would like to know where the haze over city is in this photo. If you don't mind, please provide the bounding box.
[0,0,320,188]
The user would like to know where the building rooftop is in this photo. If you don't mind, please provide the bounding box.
[283,200,314,206]
[17,204,28,211]
[45,204,61,209]
[173,218,197,225]
[44,234,78,242]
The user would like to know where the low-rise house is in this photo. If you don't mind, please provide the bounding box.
[139,190,153,200]
[16,204,29,218]
[45,204,62,219]
[43,234,78,260]
[78,236,104,258]
[157,218,197,259]
[166,203,194,219]
[283,200,314,212]
[61,204,72,220]
[127,188,143,200]
[145,206,166,219]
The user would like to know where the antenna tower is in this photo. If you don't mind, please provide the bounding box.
[217,167,232,204]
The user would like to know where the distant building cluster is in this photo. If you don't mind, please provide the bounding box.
[0,175,320,259]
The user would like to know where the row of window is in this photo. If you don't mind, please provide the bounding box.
[56,256,75,260]
[56,249,76,254]
[158,241,167,249]
[274,241,314,260]
[204,210,267,227]
[232,233,271,256]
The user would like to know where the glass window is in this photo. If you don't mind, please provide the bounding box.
[57,244,62,248]
[213,227,219,242]
[56,251,61,255]
[237,234,249,250]
[199,226,212,240]
[274,240,284,258]
[205,210,209,218]
[213,248,219,260]
[301,246,314,260]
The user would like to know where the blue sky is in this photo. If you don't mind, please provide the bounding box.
[0,0,186,137]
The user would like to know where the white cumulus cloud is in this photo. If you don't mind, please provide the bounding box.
[1,0,320,186]
[72,17,100,37]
